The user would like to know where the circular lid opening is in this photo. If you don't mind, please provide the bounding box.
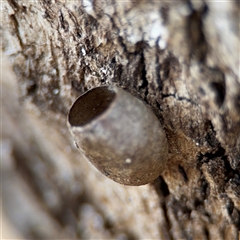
[68,86,116,127]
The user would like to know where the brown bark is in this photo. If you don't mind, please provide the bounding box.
[1,0,240,239]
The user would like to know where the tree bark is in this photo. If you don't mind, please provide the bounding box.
[1,0,240,239]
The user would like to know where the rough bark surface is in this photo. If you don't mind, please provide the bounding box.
[1,0,240,239]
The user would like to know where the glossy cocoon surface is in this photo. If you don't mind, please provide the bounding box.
[68,86,168,186]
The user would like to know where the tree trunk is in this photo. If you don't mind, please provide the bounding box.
[1,0,240,239]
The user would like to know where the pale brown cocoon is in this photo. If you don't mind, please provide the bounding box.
[68,86,168,186]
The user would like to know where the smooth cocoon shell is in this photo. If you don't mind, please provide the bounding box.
[68,85,168,186]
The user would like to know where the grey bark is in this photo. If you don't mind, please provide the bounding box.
[1,0,240,239]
